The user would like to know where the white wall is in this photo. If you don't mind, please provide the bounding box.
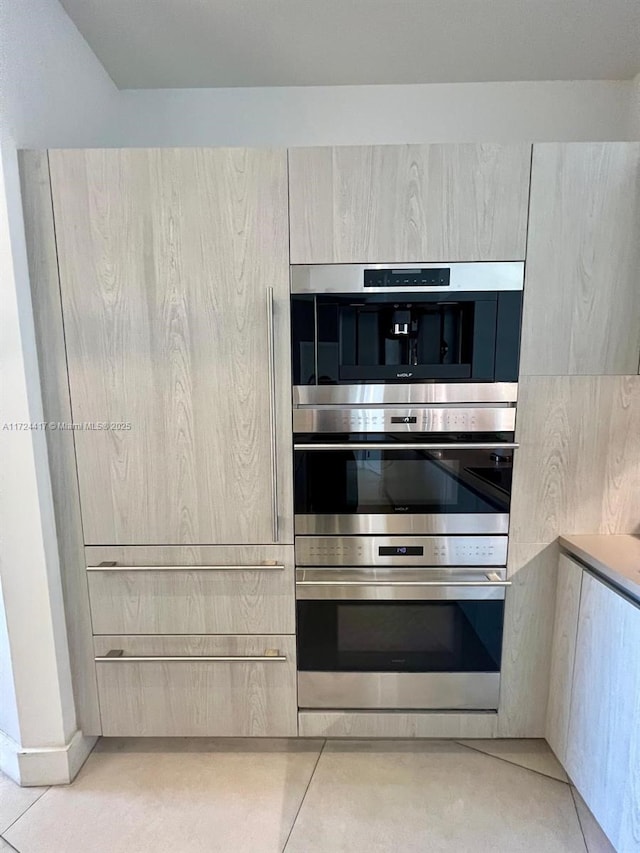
[0,144,77,742]
[118,80,636,147]
[0,0,120,147]
[0,586,20,744]
[0,0,119,784]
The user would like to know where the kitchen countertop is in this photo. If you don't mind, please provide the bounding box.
[559,534,640,605]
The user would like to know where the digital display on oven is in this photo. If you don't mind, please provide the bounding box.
[363,268,450,288]
[378,546,424,556]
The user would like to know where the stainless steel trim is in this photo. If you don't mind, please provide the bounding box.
[313,294,319,387]
[266,287,279,542]
[87,563,285,572]
[290,262,524,294]
[297,567,507,577]
[298,578,508,586]
[294,442,518,451]
[297,585,508,601]
[296,584,508,601]
[293,383,518,407]
[294,513,509,536]
[297,671,501,710]
[293,406,516,433]
[95,653,287,662]
[295,535,509,567]
[295,568,509,600]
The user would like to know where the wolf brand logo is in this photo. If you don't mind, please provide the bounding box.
[394,506,409,512]
[396,372,413,378]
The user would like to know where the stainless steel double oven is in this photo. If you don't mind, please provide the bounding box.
[291,263,523,712]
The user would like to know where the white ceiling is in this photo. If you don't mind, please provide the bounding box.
[60,0,640,89]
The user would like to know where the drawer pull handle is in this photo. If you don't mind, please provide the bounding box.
[95,651,287,662]
[88,563,285,572]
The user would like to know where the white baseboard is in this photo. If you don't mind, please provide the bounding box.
[0,729,98,786]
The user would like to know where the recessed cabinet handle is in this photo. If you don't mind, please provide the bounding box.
[95,650,287,662]
[87,563,285,572]
[266,286,279,543]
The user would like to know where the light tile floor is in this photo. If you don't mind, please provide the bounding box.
[0,738,615,853]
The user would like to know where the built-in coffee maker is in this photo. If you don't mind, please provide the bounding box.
[291,263,523,386]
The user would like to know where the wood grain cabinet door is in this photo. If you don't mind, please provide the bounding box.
[93,635,298,737]
[565,572,640,852]
[520,143,640,376]
[288,144,531,263]
[49,148,292,545]
[545,554,583,764]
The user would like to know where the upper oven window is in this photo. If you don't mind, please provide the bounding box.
[294,435,512,516]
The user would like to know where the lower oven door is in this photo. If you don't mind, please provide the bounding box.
[296,570,508,711]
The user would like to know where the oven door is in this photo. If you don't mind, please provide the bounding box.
[294,433,515,535]
[296,569,508,710]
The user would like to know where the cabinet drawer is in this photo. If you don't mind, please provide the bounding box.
[86,546,295,634]
[94,635,298,737]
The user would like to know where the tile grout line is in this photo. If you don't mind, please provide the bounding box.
[1,786,50,839]
[281,739,326,853]
[453,741,571,785]
[0,834,21,852]
[569,786,590,853]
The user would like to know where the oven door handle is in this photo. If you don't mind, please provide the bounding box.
[295,572,511,600]
[295,579,511,587]
[294,442,519,451]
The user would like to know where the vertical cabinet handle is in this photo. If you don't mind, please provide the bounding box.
[266,287,279,543]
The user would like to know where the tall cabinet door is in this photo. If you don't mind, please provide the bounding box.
[288,144,531,263]
[520,143,640,376]
[49,148,292,545]
[565,572,640,852]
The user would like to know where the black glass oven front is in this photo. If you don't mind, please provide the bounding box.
[291,290,522,385]
[297,598,504,674]
[294,434,512,519]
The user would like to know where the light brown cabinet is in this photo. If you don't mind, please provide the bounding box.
[545,554,583,763]
[26,139,640,746]
[94,635,298,737]
[288,144,531,264]
[509,375,640,545]
[49,147,292,546]
[520,142,640,376]
[564,570,640,853]
[86,544,295,635]
[497,542,558,737]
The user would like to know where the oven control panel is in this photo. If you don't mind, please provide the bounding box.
[293,407,516,434]
[295,536,508,567]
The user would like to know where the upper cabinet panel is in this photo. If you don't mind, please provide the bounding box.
[288,144,531,264]
[49,148,292,546]
[520,143,640,376]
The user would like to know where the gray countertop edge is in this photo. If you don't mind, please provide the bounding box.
[559,535,640,607]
